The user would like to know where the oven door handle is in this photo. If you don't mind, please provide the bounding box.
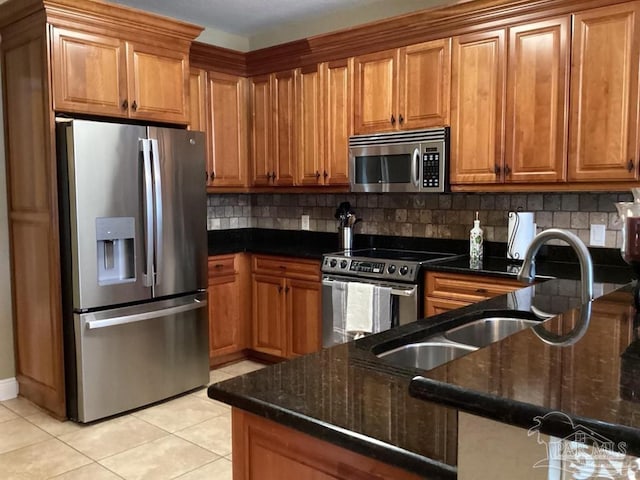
[322,278,417,297]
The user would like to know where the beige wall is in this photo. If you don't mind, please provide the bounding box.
[0,65,15,380]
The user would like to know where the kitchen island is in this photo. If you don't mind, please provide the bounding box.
[208,269,640,479]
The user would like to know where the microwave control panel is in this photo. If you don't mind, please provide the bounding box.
[422,146,440,188]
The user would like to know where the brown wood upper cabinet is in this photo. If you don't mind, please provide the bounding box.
[353,39,451,134]
[51,27,189,124]
[568,2,640,182]
[296,60,352,186]
[451,19,569,185]
[250,72,295,186]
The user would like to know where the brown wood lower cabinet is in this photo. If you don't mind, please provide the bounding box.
[424,271,524,317]
[232,409,423,480]
[251,255,321,359]
[207,254,250,365]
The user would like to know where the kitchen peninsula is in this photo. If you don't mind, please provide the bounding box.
[209,250,639,479]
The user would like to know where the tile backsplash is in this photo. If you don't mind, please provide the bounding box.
[207,192,633,249]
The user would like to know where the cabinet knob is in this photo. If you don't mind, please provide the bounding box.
[272,171,277,181]
[504,164,511,176]
[214,264,224,269]
[205,171,208,181]
[210,171,216,181]
[315,171,321,179]
[494,164,501,175]
[121,99,128,110]
[285,286,290,293]
[278,285,283,293]
[323,170,328,179]
[266,172,272,180]
[476,288,488,294]
[629,159,635,172]
[131,101,138,111]
[399,114,404,124]
[390,114,396,125]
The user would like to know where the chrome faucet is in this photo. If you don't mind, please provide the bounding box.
[517,228,594,304]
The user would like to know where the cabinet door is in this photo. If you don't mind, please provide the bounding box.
[323,59,352,186]
[398,39,451,130]
[250,75,273,186]
[296,66,323,186]
[188,68,207,132]
[568,3,640,181]
[208,274,242,360]
[425,297,469,317]
[286,279,321,358]
[51,27,127,118]
[273,70,296,186]
[450,30,506,184]
[252,274,286,357]
[506,18,569,183]
[353,49,398,134]
[126,42,188,124]
[208,71,248,187]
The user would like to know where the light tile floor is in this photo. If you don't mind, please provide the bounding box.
[0,360,267,480]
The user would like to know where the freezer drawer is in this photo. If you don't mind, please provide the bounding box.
[71,293,208,422]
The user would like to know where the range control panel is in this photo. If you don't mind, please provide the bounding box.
[322,256,419,282]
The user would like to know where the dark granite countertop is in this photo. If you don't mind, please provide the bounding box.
[410,284,640,457]
[207,228,637,475]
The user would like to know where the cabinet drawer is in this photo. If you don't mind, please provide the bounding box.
[208,255,237,277]
[425,271,523,302]
[252,255,320,281]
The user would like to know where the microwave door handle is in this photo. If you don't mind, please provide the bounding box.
[412,147,420,188]
[140,139,154,288]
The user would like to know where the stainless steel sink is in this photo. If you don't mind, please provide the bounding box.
[377,341,477,370]
[443,316,539,348]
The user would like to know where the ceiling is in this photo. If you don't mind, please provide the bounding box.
[110,0,454,50]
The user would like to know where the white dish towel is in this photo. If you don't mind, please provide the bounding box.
[346,282,375,334]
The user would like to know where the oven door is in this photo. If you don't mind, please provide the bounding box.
[321,275,418,347]
[349,143,421,193]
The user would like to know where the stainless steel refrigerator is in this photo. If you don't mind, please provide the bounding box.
[56,118,209,423]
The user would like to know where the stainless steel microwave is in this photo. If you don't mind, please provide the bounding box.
[349,127,449,193]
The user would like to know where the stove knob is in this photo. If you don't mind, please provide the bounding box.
[387,264,397,274]
[340,260,348,269]
[329,259,337,268]
[399,265,409,276]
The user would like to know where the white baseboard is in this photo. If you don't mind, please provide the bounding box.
[0,377,18,401]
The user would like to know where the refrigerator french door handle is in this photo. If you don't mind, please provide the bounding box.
[85,298,207,330]
[150,138,163,286]
[140,139,154,287]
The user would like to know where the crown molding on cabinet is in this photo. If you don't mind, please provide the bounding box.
[190,0,633,76]
[190,41,247,76]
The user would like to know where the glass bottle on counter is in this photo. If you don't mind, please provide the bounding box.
[470,211,483,269]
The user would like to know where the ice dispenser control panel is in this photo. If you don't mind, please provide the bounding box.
[96,217,136,286]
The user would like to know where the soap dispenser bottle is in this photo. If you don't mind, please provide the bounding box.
[470,211,483,268]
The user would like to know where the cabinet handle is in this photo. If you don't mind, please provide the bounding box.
[266,172,272,180]
[278,285,283,293]
[390,114,396,125]
[476,288,488,293]
[285,286,290,293]
[504,164,511,176]
[315,171,321,179]
[272,171,277,181]
[210,171,216,181]
[629,159,635,172]
[131,100,138,111]
[214,264,224,269]
[494,164,501,175]
[121,99,128,110]
[399,114,404,124]
[205,171,208,181]
[279,265,287,270]
[323,170,328,179]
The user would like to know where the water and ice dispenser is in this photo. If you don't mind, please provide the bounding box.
[96,217,135,285]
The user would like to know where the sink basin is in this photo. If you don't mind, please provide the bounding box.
[377,341,477,371]
[444,316,539,348]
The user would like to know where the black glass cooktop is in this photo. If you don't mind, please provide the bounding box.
[344,248,457,263]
